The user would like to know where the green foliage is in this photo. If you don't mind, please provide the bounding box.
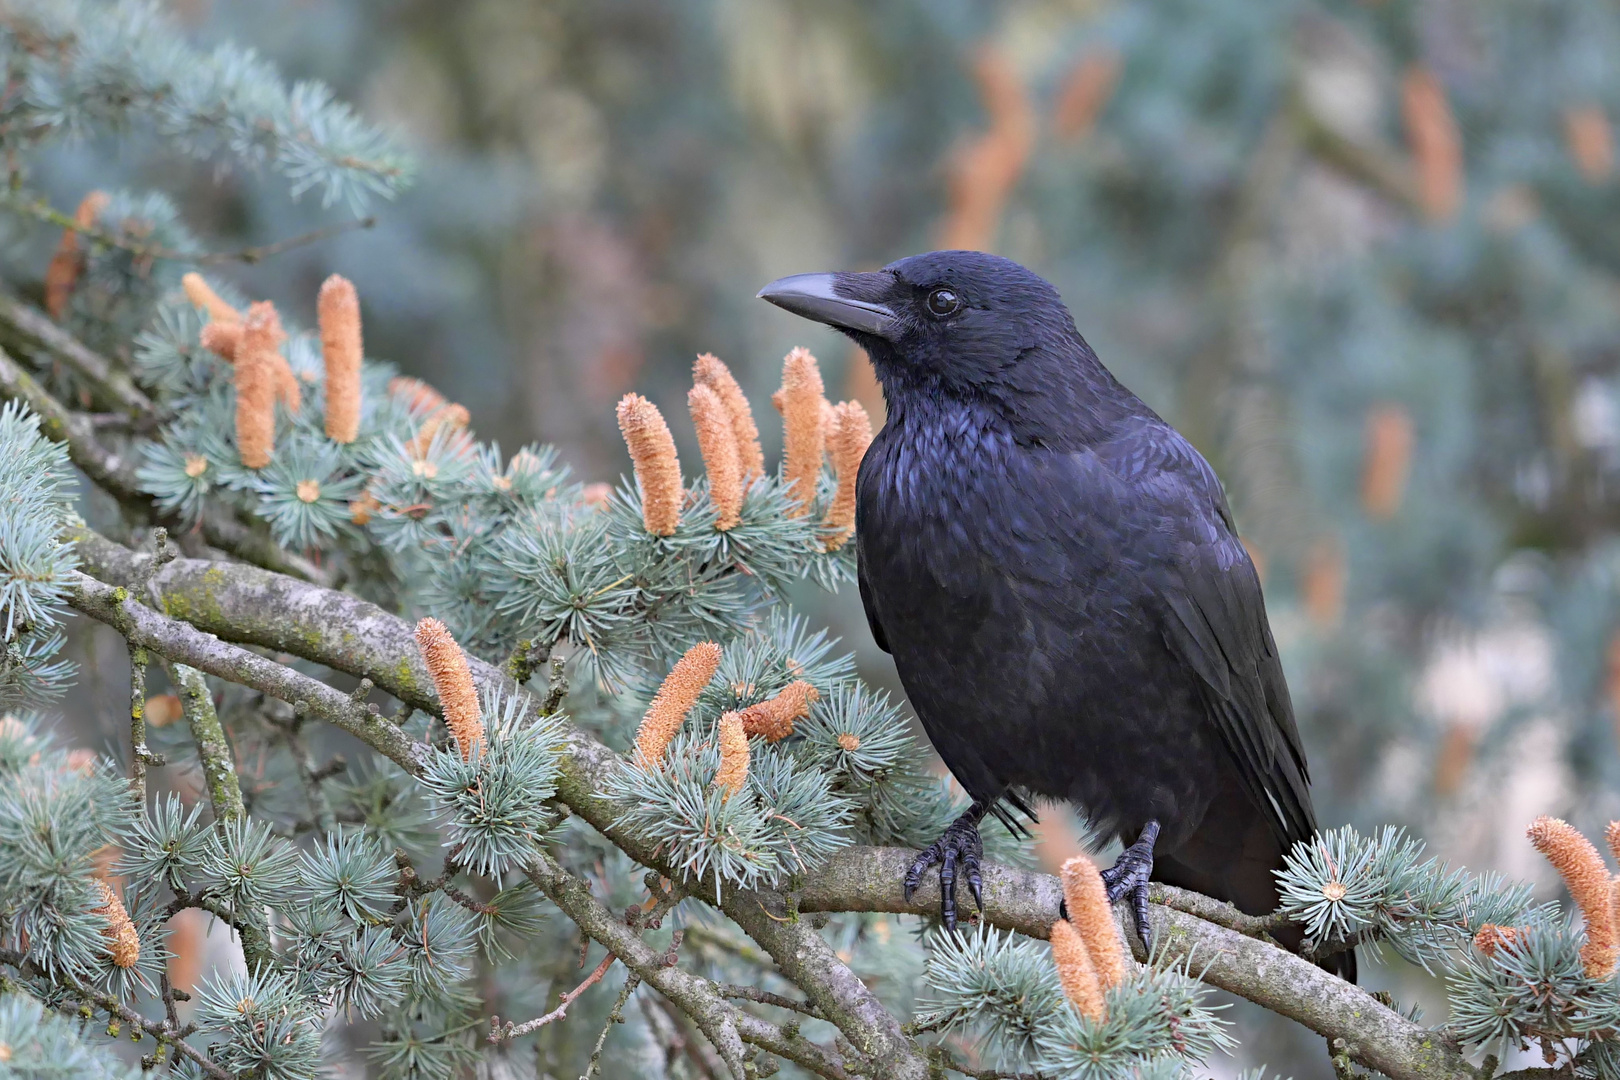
[1276,825,1537,970]
[0,991,139,1078]
[919,925,1233,1078]
[1,0,411,213]
[419,690,563,880]
[0,403,79,708]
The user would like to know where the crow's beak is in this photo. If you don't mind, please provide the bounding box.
[757,272,897,339]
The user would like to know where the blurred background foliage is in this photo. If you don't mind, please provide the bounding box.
[21,0,1620,1073]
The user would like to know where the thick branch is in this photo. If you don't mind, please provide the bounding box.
[65,570,427,775]
[795,847,1473,1080]
[68,531,1477,1080]
[0,287,153,414]
[171,662,245,823]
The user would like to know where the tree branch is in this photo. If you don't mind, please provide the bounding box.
[0,286,153,415]
[65,570,428,776]
[171,661,245,823]
[0,947,232,1080]
[0,346,332,585]
[2,195,376,265]
[66,528,1479,1080]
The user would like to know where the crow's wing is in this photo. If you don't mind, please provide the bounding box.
[1095,423,1315,846]
[856,550,890,655]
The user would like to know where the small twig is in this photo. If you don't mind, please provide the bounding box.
[718,984,825,1021]
[3,194,375,265]
[489,953,617,1043]
[127,642,160,798]
[581,971,640,1080]
[542,655,568,715]
[0,947,231,1080]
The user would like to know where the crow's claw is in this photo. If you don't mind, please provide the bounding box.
[1103,820,1160,951]
[904,806,985,932]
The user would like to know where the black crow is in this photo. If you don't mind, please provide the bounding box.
[759,251,1350,980]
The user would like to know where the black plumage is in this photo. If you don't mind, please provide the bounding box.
[759,251,1352,981]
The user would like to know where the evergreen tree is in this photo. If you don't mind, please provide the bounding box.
[7,2,1620,1078]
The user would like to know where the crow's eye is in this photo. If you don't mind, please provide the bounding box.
[926,287,961,317]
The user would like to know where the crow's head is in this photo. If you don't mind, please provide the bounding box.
[757,251,1104,415]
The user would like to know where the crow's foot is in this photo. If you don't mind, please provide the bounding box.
[1100,820,1160,951]
[905,806,985,932]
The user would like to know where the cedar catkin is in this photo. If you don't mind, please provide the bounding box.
[713,711,749,797]
[273,353,302,415]
[181,272,241,325]
[1402,65,1463,222]
[694,353,765,482]
[44,190,109,320]
[1053,49,1122,142]
[689,384,743,530]
[92,879,140,968]
[389,376,448,416]
[144,693,183,728]
[616,393,683,536]
[318,274,363,444]
[738,680,820,743]
[1361,404,1414,520]
[1527,816,1617,977]
[822,400,874,550]
[1474,923,1521,957]
[1050,919,1106,1021]
[1059,855,1127,989]
[414,618,484,759]
[1566,105,1615,183]
[199,321,241,362]
[409,403,471,458]
[779,348,827,516]
[235,302,282,468]
[634,642,723,765]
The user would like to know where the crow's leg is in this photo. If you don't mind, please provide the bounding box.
[1099,820,1160,950]
[904,803,985,932]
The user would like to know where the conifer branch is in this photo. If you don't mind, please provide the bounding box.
[64,527,1480,1080]
[3,195,376,265]
[171,662,245,823]
[0,342,331,583]
[0,287,154,415]
[0,947,234,1080]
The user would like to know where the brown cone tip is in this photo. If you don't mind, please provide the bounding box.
[634,642,723,765]
[234,302,283,469]
[714,711,749,797]
[389,376,448,416]
[694,353,766,482]
[779,347,827,516]
[319,274,363,444]
[415,618,484,759]
[182,272,242,325]
[738,680,820,743]
[1527,815,1617,977]
[1050,919,1106,1021]
[1474,923,1521,957]
[822,400,874,550]
[1059,854,1127,989]
[92,879,141,968]
[616,393,683,536]
[690,384,743,530]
